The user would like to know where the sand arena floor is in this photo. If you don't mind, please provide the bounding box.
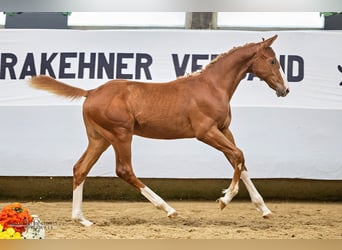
[2,201,341,239]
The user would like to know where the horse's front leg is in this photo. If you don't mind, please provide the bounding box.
[218,149,244,210]
[218,161,243,210]
[196,126,244,209]
[222,129,272,218]
[240,171,272,218]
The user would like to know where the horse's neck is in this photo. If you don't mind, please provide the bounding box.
[204,44,257,100]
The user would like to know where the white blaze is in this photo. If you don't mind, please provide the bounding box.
[279,67,289,89]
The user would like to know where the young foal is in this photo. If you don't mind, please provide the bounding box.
[30,35,289,226]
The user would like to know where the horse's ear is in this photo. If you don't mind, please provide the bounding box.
[261,35,278,48]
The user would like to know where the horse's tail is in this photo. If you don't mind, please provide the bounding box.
[29,75,88,99]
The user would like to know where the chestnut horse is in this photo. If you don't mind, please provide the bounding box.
[30,35,289,226]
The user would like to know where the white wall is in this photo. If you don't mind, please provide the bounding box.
[0,29,341,179]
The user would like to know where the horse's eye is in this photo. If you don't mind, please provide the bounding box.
[270,59,276,65]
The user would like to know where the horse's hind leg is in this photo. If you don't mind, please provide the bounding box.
[72,130,110,226]
[112,130,177,218]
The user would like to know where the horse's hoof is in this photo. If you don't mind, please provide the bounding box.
[72,216,94,227]
[167,210,178,218]
[218,198,227,210]
[263,213,273,219]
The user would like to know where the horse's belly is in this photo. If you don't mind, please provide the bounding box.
[133,120,194,139]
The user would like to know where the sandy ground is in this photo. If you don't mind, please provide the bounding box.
[1,201,341,239]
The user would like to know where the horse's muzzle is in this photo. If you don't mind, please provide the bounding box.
[276,88,290,97]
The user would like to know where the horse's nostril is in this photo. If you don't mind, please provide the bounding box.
[286,88,290,94]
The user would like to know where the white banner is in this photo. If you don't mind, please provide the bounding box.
[0,29,341,179]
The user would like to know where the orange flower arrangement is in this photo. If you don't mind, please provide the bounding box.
[0,203,32,234]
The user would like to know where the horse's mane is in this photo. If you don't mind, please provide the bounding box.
[181,42,256,78]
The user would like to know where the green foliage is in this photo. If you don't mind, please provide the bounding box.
[320,12,342,17]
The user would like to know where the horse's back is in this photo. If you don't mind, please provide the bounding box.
[83,79,196,139]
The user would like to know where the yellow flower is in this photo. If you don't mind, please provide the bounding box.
[0,231,10,239]
[0,224,3,232]
[0,228,22,239]
[13,232,22,239]
[6,227,15,236]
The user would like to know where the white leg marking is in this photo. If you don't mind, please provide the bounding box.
[72,181,93,226]
[218,182,239,209]
[140,186,177,217]
[240,171,272,218]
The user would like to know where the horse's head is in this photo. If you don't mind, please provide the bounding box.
[250,35,289,97]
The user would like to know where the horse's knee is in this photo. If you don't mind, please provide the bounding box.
[230,148,245,168]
